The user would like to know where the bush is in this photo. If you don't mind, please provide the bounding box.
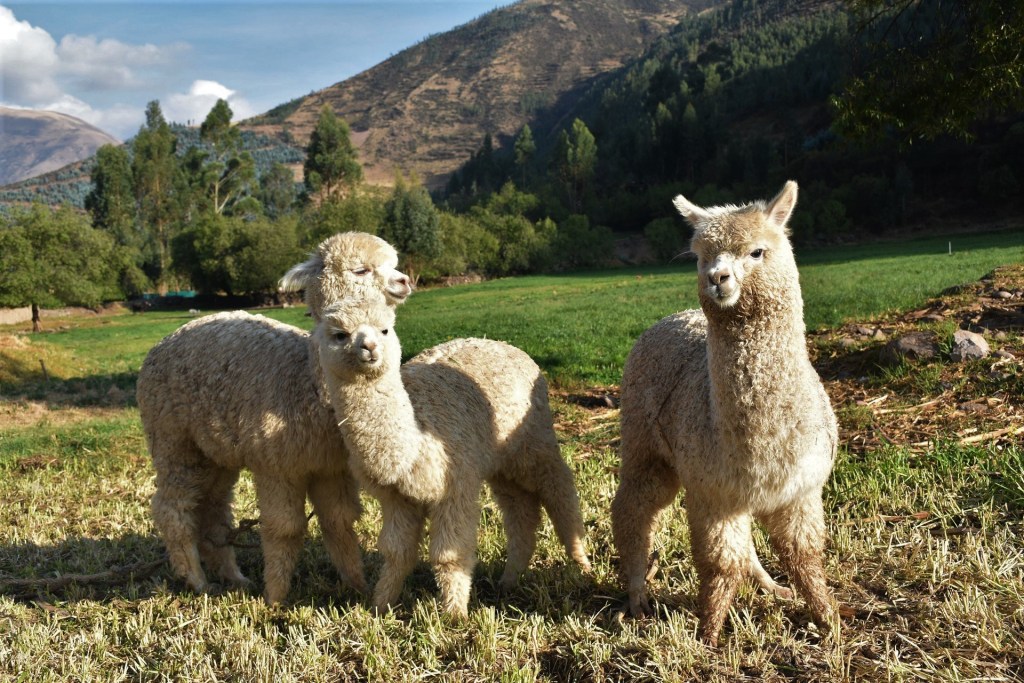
[644,216,688,262]
[552,214,614,268]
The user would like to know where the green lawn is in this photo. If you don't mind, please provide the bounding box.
[1,227,1022,681]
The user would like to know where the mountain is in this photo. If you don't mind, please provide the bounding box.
[242,0,717,188]
[0,107,120,187]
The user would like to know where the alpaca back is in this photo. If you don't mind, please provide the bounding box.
[137,311,344,476]
[402,338,557,483]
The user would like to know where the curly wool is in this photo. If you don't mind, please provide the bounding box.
[314,300,591,617]
[611,181,839,646]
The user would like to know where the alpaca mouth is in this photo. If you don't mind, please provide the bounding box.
[386,283,413,304]
[706,284,740,308]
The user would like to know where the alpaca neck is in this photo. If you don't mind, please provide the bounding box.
[328,363,425,491]
[704,288,810,424]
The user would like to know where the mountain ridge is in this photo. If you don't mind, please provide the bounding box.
[0,107,120,187]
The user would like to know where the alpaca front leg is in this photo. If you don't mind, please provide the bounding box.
[761,493,838,631]
[372,496,425,612]
[428,496,481,619]
[255,477,308,605]
[534,458,592,574]
[688,505,752,647]
[308,475,368,594]
[611,451,681,617]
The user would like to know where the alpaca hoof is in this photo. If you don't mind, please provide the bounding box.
[626,592,653,618]
[497,572,519,593]
[770,583,794,600]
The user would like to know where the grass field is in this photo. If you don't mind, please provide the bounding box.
[1,228,1022,681]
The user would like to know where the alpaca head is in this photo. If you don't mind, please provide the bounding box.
[315,298,399,381]
[673,181,799,312]
[280,232,413,320]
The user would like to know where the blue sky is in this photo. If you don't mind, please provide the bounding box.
[1,1,509,139]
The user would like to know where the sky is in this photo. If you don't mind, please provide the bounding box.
[0,1,509,140]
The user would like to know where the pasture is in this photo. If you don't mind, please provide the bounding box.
[1,229,1022,681]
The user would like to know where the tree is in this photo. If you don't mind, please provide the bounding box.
[513,124,536,188]
[304,105,362,203]
[194,99,257,216]
[132,100,179,293]
[834,0,1024,141]
[85,144,149,295]
[555,119,598,213]
[380,173,442,284]
[259,162,298,219]
[0,205,118,331]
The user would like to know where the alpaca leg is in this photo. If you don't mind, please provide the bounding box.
[534,458,591,574]
[760,494,838,630]
[611,450,681,617]
[150,441,209,594]
[372,496,425,611]
[254,476,308,605]
[196,465,250,588]
[688,505,752,647]
[489,477,542,591]
[428,494,481,619]
[749,541,793,599]
[308,474,368,594]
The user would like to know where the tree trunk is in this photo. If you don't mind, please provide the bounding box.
[31,303,41,332]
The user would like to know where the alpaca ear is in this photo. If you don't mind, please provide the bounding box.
[279,252,323,292]
[672,194,712,226]
[765,180,798,231]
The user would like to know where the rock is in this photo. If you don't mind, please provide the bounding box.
[995,331,1008,341]
[950,329,990,361]
[994,349,1016,360]
[838,337,859,349]
[923,314,945,323]
[871,329,887,341]
[882,332,939,363]
[853,325,875,338]
[995,290,1014,299]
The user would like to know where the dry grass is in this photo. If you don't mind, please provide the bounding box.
[1,267,1022,681]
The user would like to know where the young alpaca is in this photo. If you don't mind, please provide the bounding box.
[138,232,412,604]
[611,181,838,646]
[314,299,591,617]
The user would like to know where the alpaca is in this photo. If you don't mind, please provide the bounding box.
[279,231,412,320]
[138,231,412,604]
[313,298,592,617]
[611,181,838,646]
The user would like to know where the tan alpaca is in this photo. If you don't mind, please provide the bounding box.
[611,181,838,646]
[138,232,412,604]
[314,299,591,618]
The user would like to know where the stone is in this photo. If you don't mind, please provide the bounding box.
[882,332,938,363]
[950,329,990,361]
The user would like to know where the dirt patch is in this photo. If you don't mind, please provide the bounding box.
[0,401,132,429]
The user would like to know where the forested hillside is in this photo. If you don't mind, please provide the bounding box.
[448,0,1023,247]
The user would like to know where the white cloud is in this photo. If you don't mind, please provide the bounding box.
[164,80,256,127]
[0,5,62,103]
[0,5,251,140]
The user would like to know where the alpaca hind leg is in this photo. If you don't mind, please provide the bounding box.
[688,505,752,647]
[489,477,542,591]
[749,540,793,599]
[254,476,308,604]
[150,443,209,594]
[611,450,681,617]
[760,494,838,631]
[308,474,368,594]
[534,457,591,574]
[372,496,425,611]
[428,494,481,619]
[196,465,250,588]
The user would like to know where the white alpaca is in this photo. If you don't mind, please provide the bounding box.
[611,181,839,645]
[138,232,412,604]
[313,299,592,617]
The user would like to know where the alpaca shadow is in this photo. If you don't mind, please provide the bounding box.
[1,370,139,411]
[0,533,170,604]
[0,529,371,608]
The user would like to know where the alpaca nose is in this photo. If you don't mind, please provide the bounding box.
[362,338,377,353]
[709,268,731,285]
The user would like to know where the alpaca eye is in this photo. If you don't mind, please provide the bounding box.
[381,328,389,336]
[750,248,765,259]
[352,266,371,276]
[334,331,350,342]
